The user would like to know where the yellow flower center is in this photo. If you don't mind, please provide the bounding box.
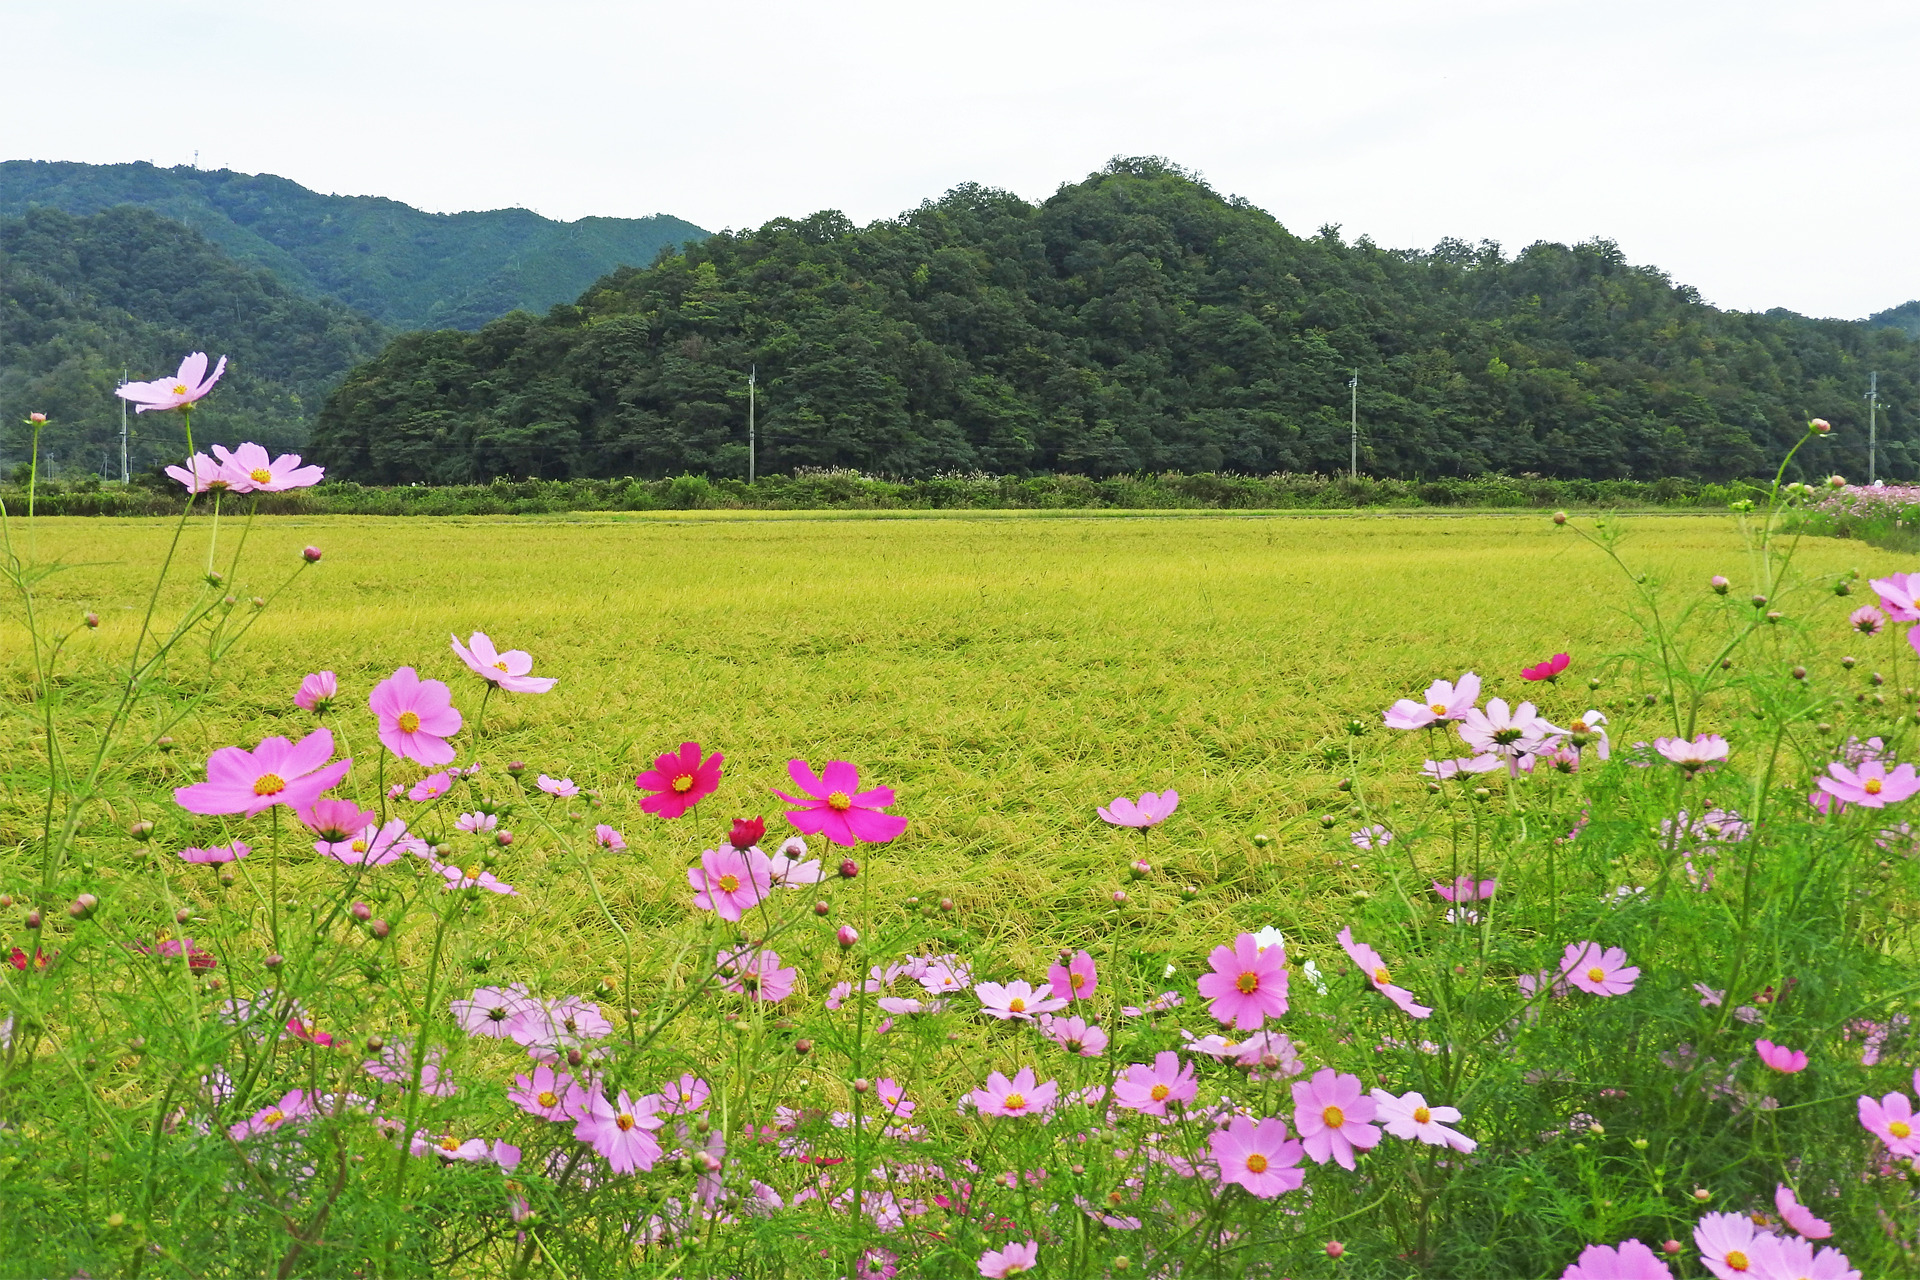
[616,1113,635,1132]
[1866,777,1884,795]
[672,773,695,793]
[1245,1153,1269,1173]
[537,1090,559,1108]
[249,468,272,484]
[717,874,739,893]
[397,711,420,733]
[1891,1120,1913,1138]
[1008,998,1026,1013]
[172,383,189,396]
[439,1136,460,1152]
[1071,972,1086,989]
[1413,1106,1431,1124]
[1573,720,1590,733]
[1150,1084,1171,1102]
[263,1109,284,1125]
[1003,1092,1026,1111]
[827,790,852,811]
[1725,1250,1749,1271]
[1587,967,1606,983]
[1373,966,1391,985]
[1235,972,1259,994]
[493,660,509,671]
[1323,1105,1345,1128]
[350,839,368,853]
[253,773,286,796]
[1429,703,1447,715]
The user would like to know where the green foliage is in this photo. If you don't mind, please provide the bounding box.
[314,158,1920,485]
[0,206,389,477]
[0,160,709,331]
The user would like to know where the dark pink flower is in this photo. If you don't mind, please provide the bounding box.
[118,352,225,413]
[1559,1240,1674,1280]
[1292,1068,1380,1170]
[636,741,723,818]
[1522,652,1570,682]
[369,667,461,767]
[772,758,907,846]
[295,671,336,713]
[299,797,377,842]
[1338,927,1432,1018]
[227,1088,316,1140]
[1755,1039,1808,1073]
[1434,876,1497,903]
[450,631,557,694]
[1196,931,1290,1030]
[319,820,425,867]
[1561,941,1640,996]
[1112,1050,1197,1115]
[1097,790,1179,827]
[718,947,797,1002]
[408,772,452,802]
[1038,1014,1107,1056]
[593,823,626,850]
[1047,949,1098,1001]
[688,845,772,921]
[1208,1115,1304,1198]
[573,1088,664,1172]
[174,728,351,817]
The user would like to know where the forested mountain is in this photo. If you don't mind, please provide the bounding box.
[0,161,709,330]
[1869,300,1920,340]
[312,159,1919,485]
[0,206,388,477]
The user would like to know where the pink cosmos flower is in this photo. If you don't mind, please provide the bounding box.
[299,797,377,842]
[227,1088,316,1141]
[319,819,426,866]
[977,1241,1039,1278]
[1755,1039,1808,1073]
[432,860,516,894]
[118,351,226,413]
[536,774,578,797]
[1383,671,1481,730]
[510,996,615,1055]
[455,811,497,833]
[1849,606,1887,636]
[1816,758,1920,808]
[1434,876,1497,903]
[1112,1050,1198,1115]
[1695,1211,1764,1280]
[1858,1090,1920,1155]
[1522,652,1571,682]
[1757,1236,1859,1280]
[1038,1014,1108,1056]
[178,841,250,864]
[1350,824,1392,850]
[1460,698,1551,775]
[718,947,797,1002]
[1196,931,1290,1030]
[1209,1115,1305,1198]
[504,1061,587,1119]
[636,741,723,818]
[1560,1240,1674,1280]
[450,631,557,694]
[975,980,1067,1022]
[1561,941,1640,996]
[408,772,452,802]
[772,758,908,845]
[365,1043,458,1097]
[594,823,626,850]
[1338,927,1432,1018]
[1870,571,1920,621]
[1369,1088,1477,1152]
[209,442,323,492]
[573,1088,664,1173]
[688,845,772,921]
[1121,991,1183,1017]
[1047,950,1099,1001]
[174,727,351,817]
[368,667,462,767]
[449,983,537,1038]
[295,671,337,714]
[658,1074,711,1114]
[1292,1068,1381,1170]
[968,1067,1057,1118]
[1423,755,1502,781]
[1654,734,1730,774]
[1774,1184,1832,1239]
[1097,790,1179,827]
[164,452,234,493]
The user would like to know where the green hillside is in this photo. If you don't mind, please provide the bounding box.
[312,157,1920,485]
[0,205,388,478]
[0,160,709,330]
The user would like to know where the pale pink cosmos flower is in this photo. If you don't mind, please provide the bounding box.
[450,631,558,694]
[717,947,797,1002]
[227,1088,316,1141]
[364,1044,458,1096]
[510,996,614,1055]
[1695,1211,1764,1280]
[1383,671,1481,730]
[455,811,497,833]
[1112,1051,1198,1116]
[1541,709,1612,760]
[1817,758,1920,808]
[1460,698,1551,775]
[209,442,323,492]
[1369,1088,1477,1152]
[164,452,233,494]
[178,841,250,864]
[319,820,426,867]
[1774,1184,1832,1239]
[1434,876,1497,903]
[536,774,578,797]
[1038,1014,1108,1056]
[1338,927,1433,1018]
[1121,991,1183,1017]
[1292,1068,1381,1170]
[1561,941,1640,996]
[1047,950,1098,1001]
[1423,755,1502,781]
[369,667,462,767]
[174,728,351,817]
[688,845,772,921]
[968,1067,1057,1118]
[1849,605,1887,636]
[295,671,337,714]
[1097,790,1179,827]
[657,1074,711,1114]
[1654,734,1730,774]
[1350,824,1392,849]
[452,983,538,1038]
[1559,1240,1674,1280]
[1858,1090,1920,1155]
[977,1241,1039,1278]
[118,351,226,413]
[1756,1236,1859,1280]
[773,759,908,845]
[593,823,626,850]
[1234,1029,1306,1075]
[1208,1115,1305,1197]
[408,772,453,802]
[1755,1039,1808,1073]
[432,860,517,895]
[1196,931,1290,1030]
[1870,571,1920,621]
[573,1088,664,1173]
[975,980,1066,1022]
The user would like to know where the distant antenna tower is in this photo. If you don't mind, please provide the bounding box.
[1349,370,1359,480]
[1868,371,1880,483]
[747,365,757,484]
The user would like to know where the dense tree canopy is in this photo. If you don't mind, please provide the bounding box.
[314,159,1918,485]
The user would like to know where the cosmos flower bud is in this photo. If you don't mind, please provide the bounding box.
[813,900,830,916]
[175,907,193,924]
[1835,580,1852,596]
[27,412,46,425]
[301,546,323,562]
[1710,575,1729,594]
[496,831,513,847]
[794,1039,813,1056]
[730,816,766,848]
[1826,474,1846,489]
[853,1078,870,1093]
[263,954,284,971]
[1693,1187,1712,1203]
[838,859,859,880]
[84,612,99,629]
[350,901,371,921]
[1808,418,1831,434]
[1750,594,1766,608]
[938,897,954,912]
[370,918,390,939]
[1551,510,1567,525]
[128,820,154,841]
[1111,890,1129,906]
[836,925,859,949]
[155,736,174,752]
[1662,1240,1683,1255]
[69,894,98,920]
[1129,859,1150,878]
[25,909,42,929]
[1324,1241,1345,1259]
[507,761,526,774]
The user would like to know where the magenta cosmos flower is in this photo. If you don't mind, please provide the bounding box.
[718,947,797,1002]
[688,845,771,921]
[1858,1090,1920,1156]
[1048,949,1098,1001]
[1774,1184,1832,1239]
[174,727,351,817]
[1870,571,1920,621]
[773,758,907,845]
[968,1067,1057,1118]
[1196,931,1290,1030]
[1370,1088,1477,1152]
[1338,927,1433,1018]
[1654,734,1730,774]
[635,741,723,818]
[369,667,462,767]
[1039,1014,1108,1056]
[1383,671,1481,730]
[1560,1240,1674,1280]
[573,1088,664,1173]
[1209,1115,1304,1198]
[1113,1051,1198,1116]
[295,671,336,714]
[209,442,323,492]
[1097,790,1179,827]
[450,631,557,694]
[1817,758,1920,808]
[227,1089,317,1141]
[1292,1068,1381,1170]
[1755,1039,1808,1073]
[977,1241,1039,1278]
[1560,941,1639,996]
[118,351,225,413]
[1522,652,1571,682]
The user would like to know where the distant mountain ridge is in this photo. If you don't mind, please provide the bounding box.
[0,160,709,330]
[1869,300,1920,339]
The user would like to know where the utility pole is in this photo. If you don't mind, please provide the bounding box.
[1868,371,1880,484]
[1349,369,1359,480]
[747,365,757,485]
[119,368,129,483]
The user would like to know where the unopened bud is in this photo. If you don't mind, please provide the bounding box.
[1766,611,1782,624]
[813,900,830,916]
[1318,814,1335,829]
[350,901,371,921]
[1587,676,1600,690]
[156,736,174,752]
[263,954,284,971]
[1324,1240,1346,1259]
[836,925,859,949]
[1111,890,1128,906]
[1842,656,1856,669]
[1693,1187,1712,1203]
[1182,884,1199,899]
[853,1078,870,1093]
[1750,594,1766,608]
[1791,666,1806,680]
[1472,787,1491,802]
[25,910,41,930]
[838,859,859,880]
[495,831,513,847]
[83,612,99,629]
[567,1047,583,1067]
[1710,575,1730,594]
[365,1035,384,1052]
[1252,832,1271,847]
[301,545,323,563]
[1129,859,1150,878]
[1552,510,1567,525]
[1808,417,1831,434]
[1663,1240,1683,1256]
[250,596,265,609]
[174,907,192,925]
[938,897,954,912]
[218,869,235,886]
[1872,671,1886,686]
[1834,580,1852,596]
[1113,1259,1131,1273]
[794,1039,813,1056]
[69,893,98,920]
[370,918,390,939]
[129,820,154,841]
[506,761,526,775]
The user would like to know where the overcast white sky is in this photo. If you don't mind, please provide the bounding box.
[5,0,1916,318]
